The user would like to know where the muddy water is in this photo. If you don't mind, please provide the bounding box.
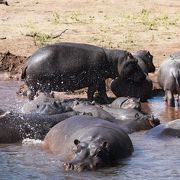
[0,80,180,179]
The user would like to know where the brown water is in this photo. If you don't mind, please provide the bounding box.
[0,80,180,179]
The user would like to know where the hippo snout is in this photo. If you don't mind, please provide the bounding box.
[63,161,93,172]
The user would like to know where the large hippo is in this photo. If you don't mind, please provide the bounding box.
[146,119,180,138]
[110,50,155,101]
[43,115,133,172]
[157,52,180,107]
[132,50,155,74]
[21,42,146,103]
[0,109,78,143]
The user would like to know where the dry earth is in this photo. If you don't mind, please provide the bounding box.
[0,0,180,96]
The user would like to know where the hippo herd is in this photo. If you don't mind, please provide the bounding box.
[1,42,180,172]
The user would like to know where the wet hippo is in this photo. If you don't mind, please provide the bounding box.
[132,50,155,74]
[110,97,141,110]
[0,109,78,143]
[43,115,133,172]
[101,106,160,133]
[157,52,180,107]
[110,50,154,101]
[21,42,145,103]
[72,103,115,121]
[22,93,73,115]
[111,77,153,101]
[146,119,180,138]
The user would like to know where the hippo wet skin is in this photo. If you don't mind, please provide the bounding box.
[21,42,145,102]
[0,109,77,143]
[43,115,133,172]
[157,51,180,106]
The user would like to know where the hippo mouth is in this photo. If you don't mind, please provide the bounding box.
[63,160,93,172]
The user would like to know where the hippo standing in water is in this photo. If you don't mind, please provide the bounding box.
[43,115,133,172]
[21,42,146,103]
[111,50,155,101]
[157,52,180,107]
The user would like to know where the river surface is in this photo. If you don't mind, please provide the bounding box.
[0,80,180,180]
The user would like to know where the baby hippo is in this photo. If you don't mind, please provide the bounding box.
[43,115,133,172]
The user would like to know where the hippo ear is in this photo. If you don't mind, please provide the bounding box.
[74,139,80,146]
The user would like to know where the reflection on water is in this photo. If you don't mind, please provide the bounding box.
[142,96,180,123]
[0,80,180,179]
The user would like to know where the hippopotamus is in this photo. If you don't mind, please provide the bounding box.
[22,93,73,115]
[146,119,180,138]
[72,103,115,121]
[43,115,133,172]
[157,52,180,107]
[132,50,155,74]
[101,106,160,133]
[111,77,153,101]
[0,109,78,143]
[21,42,146,103]
[110,50,154,101]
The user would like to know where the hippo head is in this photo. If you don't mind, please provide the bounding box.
[64,139,112,172]
[134,114,160,132]
[118,53,146,83]
[121,97,141,111]
[134,50,155,73]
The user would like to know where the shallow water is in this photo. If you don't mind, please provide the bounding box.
[0,80,180,179]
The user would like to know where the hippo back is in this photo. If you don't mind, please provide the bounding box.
[43,115,133,157]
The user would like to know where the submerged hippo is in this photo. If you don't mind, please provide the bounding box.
[132,50,155,74]
[73,103,115,121]
[102,106,160,133]
[157,52,180,107]
[146,119,180,138]
[110,97,141,110]
[43,115,133,172]
[21,42,145,103]
[0,109,77,143]
[22,93,73,115]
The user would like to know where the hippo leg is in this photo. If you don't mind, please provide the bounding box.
[87,85,96,101]
[97,80,110,104]
[165,90,175,107]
